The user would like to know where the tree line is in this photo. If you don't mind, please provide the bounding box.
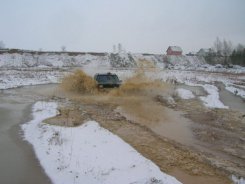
[206,37,245,66]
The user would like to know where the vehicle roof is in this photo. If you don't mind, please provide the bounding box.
[94,72,118,76]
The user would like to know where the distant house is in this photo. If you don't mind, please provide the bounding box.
[186,51,196,56]
[166,46,182,56]
[197,48,214,56]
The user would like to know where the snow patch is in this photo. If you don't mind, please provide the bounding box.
[0,70,64,89]
[225,85,245,99]
[199,84,228,109]
[176,88,195,99]
[21,101,181,184]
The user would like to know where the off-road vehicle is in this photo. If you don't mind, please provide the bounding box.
[94,73,121,88]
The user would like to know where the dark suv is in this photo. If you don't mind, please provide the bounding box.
[94,73,121,88]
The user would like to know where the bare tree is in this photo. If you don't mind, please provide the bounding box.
[0,41,5,49]
[118,43,122,53]
[213,37,223,55]
[213,37,233,56]
[236,44,244,53]
[223,39,233,56]
[61,46,66,52]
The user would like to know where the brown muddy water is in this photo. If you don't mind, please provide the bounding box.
[0,85,57,184]
[117,105,196,148]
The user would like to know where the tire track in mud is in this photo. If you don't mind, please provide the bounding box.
[174,99,245,178]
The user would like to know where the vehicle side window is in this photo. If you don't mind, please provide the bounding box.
[110,75,119,82]
[108,75,115,82]
[97,75,107,82]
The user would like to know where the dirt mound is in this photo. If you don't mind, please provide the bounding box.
[60,70,97,94]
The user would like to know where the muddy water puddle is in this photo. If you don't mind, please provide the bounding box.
[0,84,57,184]
[117,103,198,148]
[151,108,196,147]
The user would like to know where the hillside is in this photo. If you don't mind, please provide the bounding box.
[0,50,204,69]
[165,55,206,66]
[1,50,245,75]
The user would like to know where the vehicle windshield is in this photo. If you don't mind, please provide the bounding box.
[96,75,119,83]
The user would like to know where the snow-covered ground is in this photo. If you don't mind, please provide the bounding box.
[1,52,245,73]
[176,88,195,100]
[0,69,66,89]
[165,55,206,67]
[21,101,181,184]
[226,85,245,99]
[1,52,244,183]
[150,69,245,101]
[176,85,228,108]
[166,55,245,74]
[1,52,244,108]
[0,53,109,68]
[199,84,228,109]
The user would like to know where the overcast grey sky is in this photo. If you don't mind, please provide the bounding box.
[0,0,245,53]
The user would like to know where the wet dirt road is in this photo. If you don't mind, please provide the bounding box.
[0,85,56,184]
[1,82,243,184]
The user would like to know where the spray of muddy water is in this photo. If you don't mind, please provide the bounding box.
[60,66,170,98]
[59,68,196,151]
[59,66,173,127]
[60,69,98,94]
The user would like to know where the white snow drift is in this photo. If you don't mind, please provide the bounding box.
[0,69,65,90]
[176,88,195,99]
[21,101,181,184]
[199,84,228,109]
